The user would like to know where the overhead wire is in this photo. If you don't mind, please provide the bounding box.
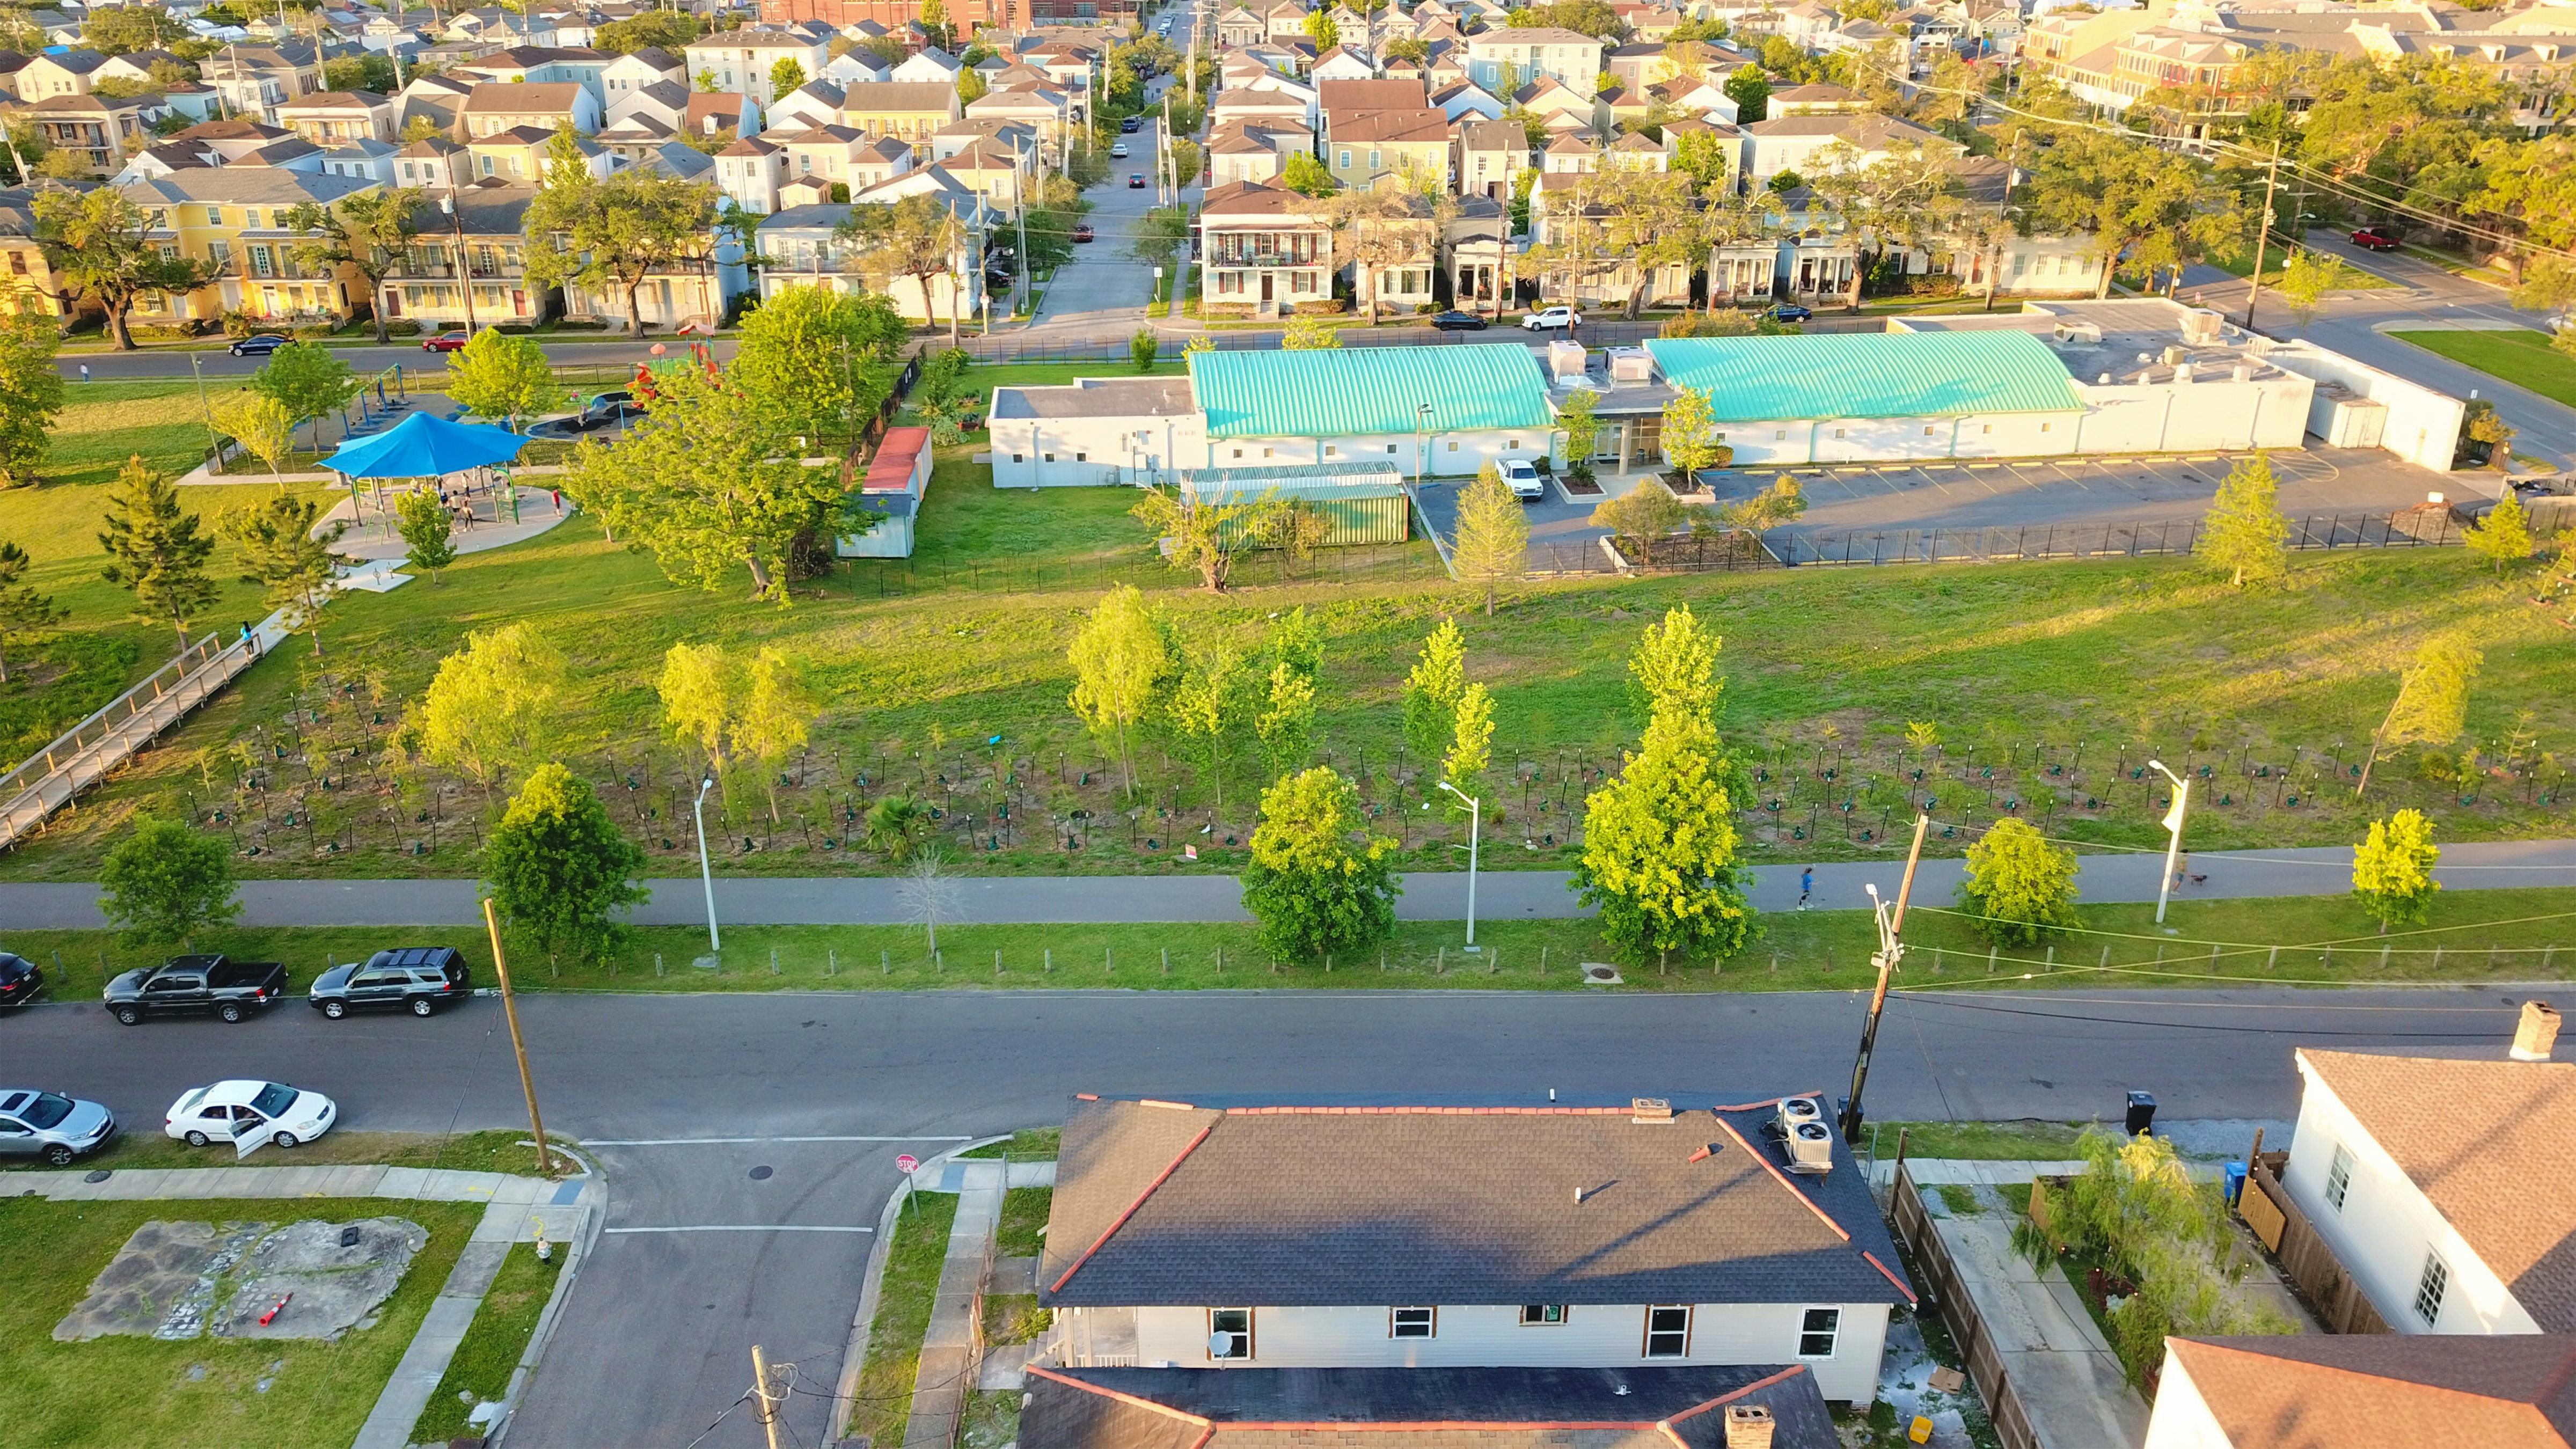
[1915,814,2576,872]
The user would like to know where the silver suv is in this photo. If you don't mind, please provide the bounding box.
[0,1088,116,1166]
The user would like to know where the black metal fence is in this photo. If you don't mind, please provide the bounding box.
[949,319,1670,365]
[845,542,1445,598]
[1759,510,2466,568]
[1602,532,1786,573]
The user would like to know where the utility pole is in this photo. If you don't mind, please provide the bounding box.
[1013,160,1028,322]
[2241,136,2281,330]
[2148,759,2191,925]
[1840,813,1927,1144]
[751,1344,785,1449]
[478,898,557,1175]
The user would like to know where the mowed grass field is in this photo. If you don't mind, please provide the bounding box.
[2388,328,2576,411]
[0,1195,482,1449]
[5,360,2573,885]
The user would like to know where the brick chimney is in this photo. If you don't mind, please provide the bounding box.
[1723,1403,1775,1449]
[2511,1001,2561,1063]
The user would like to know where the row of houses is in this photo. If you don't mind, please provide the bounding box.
[1005,1009,2573,1449]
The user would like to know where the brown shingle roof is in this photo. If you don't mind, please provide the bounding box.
[2299,1050,2576,1330]
[2164,1334,2576,1449]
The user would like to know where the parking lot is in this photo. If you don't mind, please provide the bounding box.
[1414,447,2455,569]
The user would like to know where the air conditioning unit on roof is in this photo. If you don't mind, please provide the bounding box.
[1776,1095,1823,1138]
[1784,1119,1835,1175]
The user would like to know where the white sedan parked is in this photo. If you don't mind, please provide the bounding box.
[165,1079,338,1157]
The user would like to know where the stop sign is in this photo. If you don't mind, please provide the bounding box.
[896,1153,920,1174]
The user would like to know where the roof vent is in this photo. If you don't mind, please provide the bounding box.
[2097,372,2111,385]
[1631,1096,1673,1123]
[1784,1120,1835,1175]
[2160,343,2186,367]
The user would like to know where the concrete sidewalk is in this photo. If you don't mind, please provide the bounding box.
[21,1158,596,1449]
[7,838,2575,929]
[902,1159,1005,1449]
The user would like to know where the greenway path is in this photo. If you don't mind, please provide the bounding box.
[6,840,2576,928]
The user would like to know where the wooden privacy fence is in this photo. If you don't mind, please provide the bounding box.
[2237,1151,2392,1335]
[1887,1165,2041,1449]
[1763,510,2467,568]
[0,631,263,852]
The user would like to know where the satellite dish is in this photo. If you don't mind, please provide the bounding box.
[1208,1331,1233,1357]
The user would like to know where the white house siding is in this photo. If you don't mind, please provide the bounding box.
[2279,1067,2543,1336]
[1129,1302,1890,1403]
[2139,1353,2236,1449]
[991,411,1208,487]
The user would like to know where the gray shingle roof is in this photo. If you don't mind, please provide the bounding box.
[1040,1099,1913,1310]
[1024,1365,1838,1449]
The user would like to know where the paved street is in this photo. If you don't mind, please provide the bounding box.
[1027,113,1189,337]
[8,839,2576,928]
[0,982,2557,1445]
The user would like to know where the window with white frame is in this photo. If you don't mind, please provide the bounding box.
[2325,1145,2353,1211]
[1210,1308,1253,1358]
[1798,1308,1840,1357]
[1520,1304,1568,1325]
[1391,1307,1435,1337]
[2413,1253,2447,1326]
[1643,1305,1690,1357]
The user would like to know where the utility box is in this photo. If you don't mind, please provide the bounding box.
[2308,385,2388,450]
[1547,339,1586,381]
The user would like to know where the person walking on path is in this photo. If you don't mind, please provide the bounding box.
[1798,867,1814,911]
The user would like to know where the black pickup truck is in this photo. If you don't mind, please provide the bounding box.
[103,955,289,1025]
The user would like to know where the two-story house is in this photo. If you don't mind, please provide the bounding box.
[2263,1028,2574,1337]
[28,91,169,173]
[460,81,603,138]
[276,89,399,145]
[841,80,961,143]
[1206,119,1311,186]
[603,47,685,100]
[683,28,830,106]
[1466,26,1606,92]
[714,134,788,214]
[381,184,539,328]
[123,166,377,326]
[1023,1094,1906,1449]
[201,43,323,125]
[451,44,612,100]
[17,48,107,100]
[1457,116,1527,200]
[1199,179,1334,317]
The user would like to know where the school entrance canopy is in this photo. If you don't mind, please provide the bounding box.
[318,411,530,479]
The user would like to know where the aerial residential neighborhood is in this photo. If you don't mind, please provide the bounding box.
[0,0,2573,1444]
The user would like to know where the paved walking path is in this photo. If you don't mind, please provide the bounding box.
[8,839,2576,929]
[22,1159,594,1449]
[902,1159,1004,1449]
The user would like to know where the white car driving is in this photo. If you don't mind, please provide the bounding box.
[1500,458,1546,500]
[165,1079,337,1157]
[1521,305,1580,331]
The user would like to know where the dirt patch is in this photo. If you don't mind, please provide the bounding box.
[55,1218,427,1344]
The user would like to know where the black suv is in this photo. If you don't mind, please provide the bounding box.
[0,952,39,1008]
[308,947,473,1019]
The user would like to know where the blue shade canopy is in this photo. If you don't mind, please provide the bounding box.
[319,411,530,479]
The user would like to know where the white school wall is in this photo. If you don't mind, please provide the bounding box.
[2068,375,2311,454]
[1124,1301,1890,1402]
[2277,1064,2542,1335]
[2259,340,2465,474]
[1204,428,1551,478]
[989,409,1208,487]
[1709,413,2081,465]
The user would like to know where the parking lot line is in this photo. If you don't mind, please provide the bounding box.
[603,1225,877,1234]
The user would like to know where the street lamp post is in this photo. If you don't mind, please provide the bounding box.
[1415,402,1432,487]
[2147,759,2191,925]
[1437,779,1480,947]
[692,773,721,953]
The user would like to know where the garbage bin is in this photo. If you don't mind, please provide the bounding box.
[2223,1160,2248,1206]
[2125,1089,2157,1136]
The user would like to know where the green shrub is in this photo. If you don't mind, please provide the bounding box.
[384,319,423,338]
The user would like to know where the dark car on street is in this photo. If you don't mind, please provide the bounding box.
[2350,228,2401,251]
[309,946,473,1019]
[422,328,471,352]
[1430,310,1488,331]
[1129,172,1146,188]
[0,952,39,1008]
[228,333,291,357]
[1120,115,1141,133]
[103,955,288,1025]
[1766,302,1814,323]
[1073,223,1095,243]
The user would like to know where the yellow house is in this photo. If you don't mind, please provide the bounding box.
[839,80,962,143]
[1323,109,1453,191]
[121,169,379,325]
[0,188,69,316]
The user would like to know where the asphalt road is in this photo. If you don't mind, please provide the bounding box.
[8,841,2576,930]
[58,336,736,380]
[2,982,2560,1446]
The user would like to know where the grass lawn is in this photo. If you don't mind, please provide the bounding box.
[2387,328,2576,411]
[1878,1119,2087,1162]
[0,1194,481,1449]
[10,885,2575,996]
[410,1243,565,1443]
[961,1128,1062,1162]
[962,1387,1023,1449]
[996,1187,1051,1258]
[0,1128,573,1177]
[850,1190,958,1449]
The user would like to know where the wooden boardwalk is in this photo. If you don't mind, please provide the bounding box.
[0,630,267,852]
